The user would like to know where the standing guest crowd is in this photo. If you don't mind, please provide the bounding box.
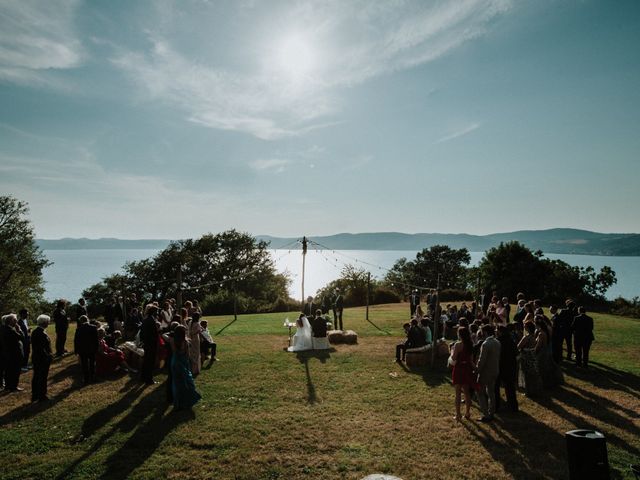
[399,290,595,422]
[0,296,215,411]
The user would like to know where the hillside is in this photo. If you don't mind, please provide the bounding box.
[36,229,640,256]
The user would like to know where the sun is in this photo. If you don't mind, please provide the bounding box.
[274,33,317,82]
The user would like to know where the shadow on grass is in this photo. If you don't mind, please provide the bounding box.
[364,317,391,335]
[399,360,451,388]
[0,362,83,427]
[55,383,194,480]
[215,316,239,336]
[564,360,640,397]
[463,410,569,479]
[295,349,336,405]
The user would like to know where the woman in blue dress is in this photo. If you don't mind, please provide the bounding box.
[171,325,201,410]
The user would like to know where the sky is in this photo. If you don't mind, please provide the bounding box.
[1,0,639,239]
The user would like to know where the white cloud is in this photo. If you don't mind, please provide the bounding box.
[112,0,511,140]
[435,122,481,144]
[0,0,84,84]
[249,158,291,173]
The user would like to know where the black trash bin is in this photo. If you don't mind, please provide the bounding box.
[565,429,610,480]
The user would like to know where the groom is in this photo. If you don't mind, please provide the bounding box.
[311,310,328,338]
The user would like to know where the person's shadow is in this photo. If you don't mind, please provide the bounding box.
[54,383,195,480]
[295,348,336,405]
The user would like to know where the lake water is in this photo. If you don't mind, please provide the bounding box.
[42,249,640,303]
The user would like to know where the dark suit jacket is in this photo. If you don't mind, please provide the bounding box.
[53,307,69,332]
[497,332,518,380]
[311,316,328,338]
[75,323,99,355]
[303,302,318,317]
[407,325,427,348]
[1,325,24,362]
[141,316,159,352]
[334,295,344,311]
[31,327,53,365]
[572,314,594,342]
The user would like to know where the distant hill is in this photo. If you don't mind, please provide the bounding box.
[36,229,640,256]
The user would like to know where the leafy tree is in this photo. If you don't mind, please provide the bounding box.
[478,241,617,304]
[83,230,292,315]
[384,245,471,294]
[316,264,400,308]
[0,196,51,313]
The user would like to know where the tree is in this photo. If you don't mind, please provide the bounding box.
[83,230,293,315]
[478,241,617,304]
[0,196,51,313]
[384,245,471,294]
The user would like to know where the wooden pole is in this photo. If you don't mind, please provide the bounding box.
[301,236,308,308]
[366,271,371,321]
[233,281,238,322]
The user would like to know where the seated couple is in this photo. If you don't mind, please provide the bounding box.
[395,318,432,362]
[287,311,330,352]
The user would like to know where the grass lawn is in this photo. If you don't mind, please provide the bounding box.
[1,303,638,479]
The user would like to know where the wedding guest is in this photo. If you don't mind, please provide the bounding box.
[409,289,420,317]
[159,301,173,331]
[18,309,31,370]
[104,296,118,333]
[395,319,426,363]
[512,299,527,325]
[572,306,594,368]
[556,299,576,360]
[495,300,507,324]
[1,313,25,392]
[31,314,53,402]
[476,325,501,422]
[171,325,201,410]
[75,315,99,384]
[75,298,88,322]
[125,307,143,340]
[420,318,432,345]
[96,328,135,376]
[495,325,518,413]
[141,304,160,385]
[395,323,412,363]
[188,312,203,376]
[450,326,475,421]
[200,320,217,364]
[53,299,69,357]
[535,316,563,388]
[517,321,542,396]
[333,289,344,331]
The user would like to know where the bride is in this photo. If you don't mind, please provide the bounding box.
[288,314,313,352]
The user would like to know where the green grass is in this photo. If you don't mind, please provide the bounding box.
[1,304,638,479]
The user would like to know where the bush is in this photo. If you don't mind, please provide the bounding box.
[610,297,640,319]
[371,287,401,305]
[438,289,474,302]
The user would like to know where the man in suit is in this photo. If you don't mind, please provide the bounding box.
[495,325,518,413]
[1,313,25,392]
[311,310,328,338]
[556,300,576,361]
[75,315,99,384]
[303,296,317,318]
[140,304,160,385]
[333,289,344,331]
[395,319,426,362]
[409,289,420,317]
[53,299,69,357]
[18,309,31,370]
[31,314,53,401]
[572,306,595,368]
[476,324,501,422]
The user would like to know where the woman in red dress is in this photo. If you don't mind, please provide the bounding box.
[450,326,475,421]
[96,328,135,376]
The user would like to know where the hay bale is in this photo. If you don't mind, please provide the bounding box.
[327,330,345,344]
[435,339,451,358]
[342,330,358,344]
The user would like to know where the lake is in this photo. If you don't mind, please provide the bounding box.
[42,249,640,303]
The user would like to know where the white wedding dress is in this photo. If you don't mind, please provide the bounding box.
[287,316,313,352]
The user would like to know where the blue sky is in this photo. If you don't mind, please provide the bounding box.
[1,0,639,239]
